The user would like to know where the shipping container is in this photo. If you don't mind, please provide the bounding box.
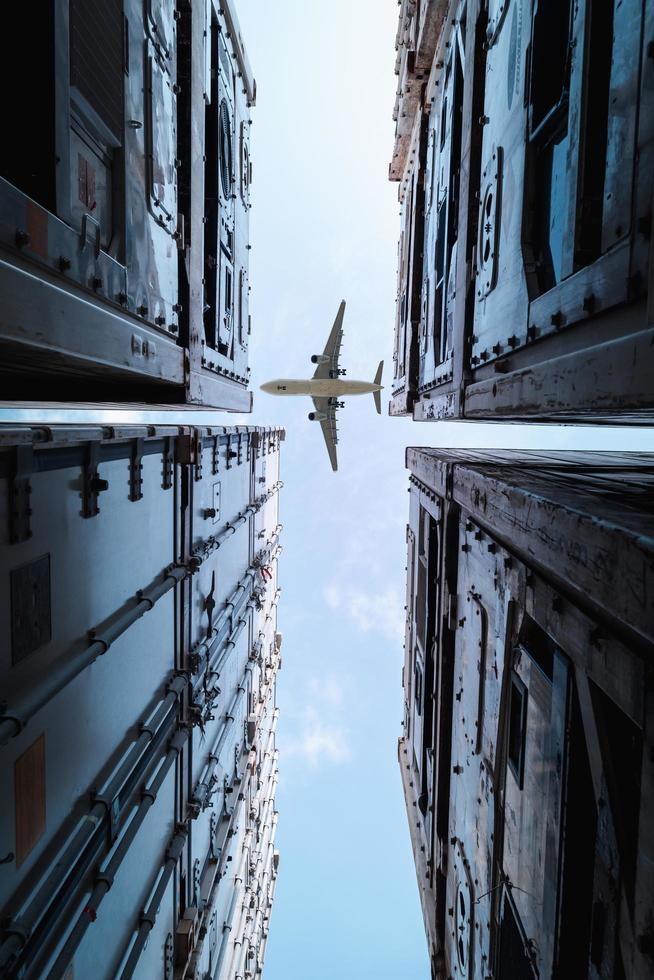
[401,448,654,980]
[390,0,654,422]
[0,423,284,978]
[0,0,255,410]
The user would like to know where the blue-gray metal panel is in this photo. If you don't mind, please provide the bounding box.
[69,768,177,980]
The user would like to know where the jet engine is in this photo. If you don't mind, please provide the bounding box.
[310,354,330,364]
[308,412,327,422]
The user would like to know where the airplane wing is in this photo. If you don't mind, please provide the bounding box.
[312,300,345,380]
[312,397,339,471]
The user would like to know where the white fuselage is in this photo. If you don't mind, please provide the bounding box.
[260,378,380,397]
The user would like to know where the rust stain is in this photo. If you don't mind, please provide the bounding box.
[26,202,48,259]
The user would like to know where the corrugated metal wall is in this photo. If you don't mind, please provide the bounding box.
[0,424,284,979]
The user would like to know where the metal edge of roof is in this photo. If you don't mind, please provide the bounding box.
[220,0,256,106]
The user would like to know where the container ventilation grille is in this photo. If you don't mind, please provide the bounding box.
[70,0,124,140]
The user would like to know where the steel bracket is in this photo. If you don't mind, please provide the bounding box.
[162,437,174,490]
[164,933,174,980]
[82,442,108,518]
[212,434,220,475]
[193,430,203,481]
[129,439,144,502]
[226,434,237,469]
[209,909,218,952]
[192,858,201,906]
[9,445,33,543]
[209,811,219,860]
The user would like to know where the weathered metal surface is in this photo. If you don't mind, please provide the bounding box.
[464,321,654,419]
[0,424,283,979]
[390,0,449,181]
[389,0,654,421]
[0,0,254,410]
[391,114,424,416]
[0,255,185,385]
[400,448,654,979]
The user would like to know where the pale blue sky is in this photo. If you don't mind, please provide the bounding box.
[235,3,652,978]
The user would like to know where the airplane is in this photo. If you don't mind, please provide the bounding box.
[260,300,383,471]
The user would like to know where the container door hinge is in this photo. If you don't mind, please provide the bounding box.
[226,434,237,469]
[448,594,458,631]
[193,430,203,481]
[175,433,193,466]
[211,435,220,475]
[162,437,174,490]
[192,858,201,906]
[175,213,185,251]
[164,933,174,980]
[82,443,109,518]
[209,812,219,860]
[10,446,34,543]
[129,439,144,501]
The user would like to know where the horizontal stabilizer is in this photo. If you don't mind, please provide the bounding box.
[373,360,383,414]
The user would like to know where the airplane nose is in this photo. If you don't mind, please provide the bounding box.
[260,382,272,393]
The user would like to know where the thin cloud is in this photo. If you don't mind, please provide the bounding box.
[307,674,345,707]
[323,583,405,643]
[282,707,351,767]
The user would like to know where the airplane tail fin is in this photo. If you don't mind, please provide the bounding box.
[372,360,384,415]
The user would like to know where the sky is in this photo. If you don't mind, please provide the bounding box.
[232,3,653,979]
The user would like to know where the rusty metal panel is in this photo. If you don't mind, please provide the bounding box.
[14,734,46,868]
